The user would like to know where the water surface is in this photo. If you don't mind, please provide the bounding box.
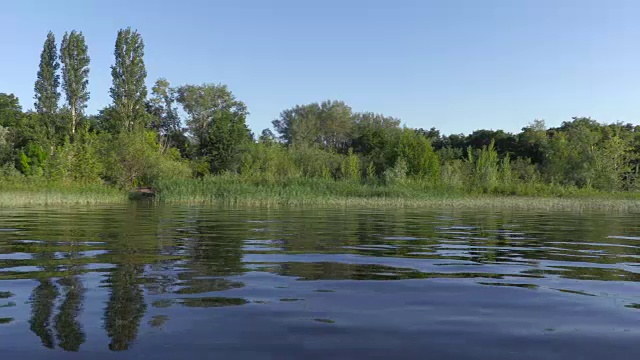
[1,204,639,359]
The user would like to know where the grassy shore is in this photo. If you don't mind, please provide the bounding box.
[1,176,640,211]
[153,176,640,211]
[0,180,127,206]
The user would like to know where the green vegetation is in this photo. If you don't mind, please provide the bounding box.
[1,29,640,207]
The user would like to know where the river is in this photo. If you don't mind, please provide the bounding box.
[1,204,639,359]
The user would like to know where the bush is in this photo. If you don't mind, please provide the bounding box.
[101,131,190,187]
[468,141,499,192]
[384,157,408,185]
[47,133,103,184]
[340,148,360,181]
[390,129,440,182]
[240,142,301,183]
[292,145,339,179]
[441,159,467,190]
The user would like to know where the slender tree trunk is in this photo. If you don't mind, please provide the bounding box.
[71,103,76,136]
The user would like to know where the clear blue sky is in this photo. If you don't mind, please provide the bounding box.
[1,0,639,135]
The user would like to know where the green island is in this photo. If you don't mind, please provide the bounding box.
[1,29,639,209]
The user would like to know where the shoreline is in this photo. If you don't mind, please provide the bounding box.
[1,188,639,212]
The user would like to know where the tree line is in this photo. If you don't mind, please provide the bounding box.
[1,29,639,193]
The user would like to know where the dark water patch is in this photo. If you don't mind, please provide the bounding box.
[152,299,174,308]
[313,318,335,324]
[251,300,271,304]
[477,282,538,289]
[149,315,169,328]
[554,288,597,297]
[173,278,244,294]
[178,297,248,308]
[0,301,16,308]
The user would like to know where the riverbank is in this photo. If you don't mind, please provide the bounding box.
[0,181,127,206]
[2,176,639,211]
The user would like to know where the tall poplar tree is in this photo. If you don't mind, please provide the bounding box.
[34,31,60,139]
[60,30,90,136]
[110,27,147,132]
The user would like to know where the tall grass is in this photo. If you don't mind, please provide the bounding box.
[0,178,127,206]
[2,171,639,210]
[153,174,640,210]
[154,174,458,204]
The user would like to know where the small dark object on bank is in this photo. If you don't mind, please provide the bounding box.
[130,187,156,199]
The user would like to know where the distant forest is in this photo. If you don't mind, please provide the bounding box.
[1,29,639,194]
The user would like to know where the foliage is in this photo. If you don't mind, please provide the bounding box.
[340,148,360,181]
[384,157,408,185]
[4,29,640,202]
[396,129,440,181]
[18,142,48,177]
[110,27,148,132]
[176,84,250,173]
[291,145,339,179]
[469,141,500,192]
[0,125,11,165]
[61,30,90,136]
[240,142,301,183]
[543,118,634,191]
[34,31,60,140]
[47,132,102,184]
[0,93,22,128]
[101,131,189,187]
[273,100,354,151]
[148,78,181,151]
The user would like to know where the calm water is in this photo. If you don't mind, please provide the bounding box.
[1,204,640,359]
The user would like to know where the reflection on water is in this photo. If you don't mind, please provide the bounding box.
[0,204,639,358]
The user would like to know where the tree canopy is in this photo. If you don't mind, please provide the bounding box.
[1,29,639,194]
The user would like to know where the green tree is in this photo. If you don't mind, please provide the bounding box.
[352,112,401,153]
[272,103,321,147]
[516,119,548,164]
[340,148,361,181]
[544,118,604,187]
[18,142,48,176]
[110,28,148,132]
[177,84,250,173]
[396,129,440,181]
[317,100,353,151]
[351,112,402,176]
[272,100,353,151]
[240,142,300,183]
[258,128,276,145]
[384,156,408,185]
[48,132,103,184]
[148,78,180,151]
[34,31,60,139]
[592,135,632,191]
[0,125,10,164]
[0,93,22,128]
[468,140,500,192]
[60,30,90,137]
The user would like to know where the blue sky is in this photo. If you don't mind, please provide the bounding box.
[1,0,639,135]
